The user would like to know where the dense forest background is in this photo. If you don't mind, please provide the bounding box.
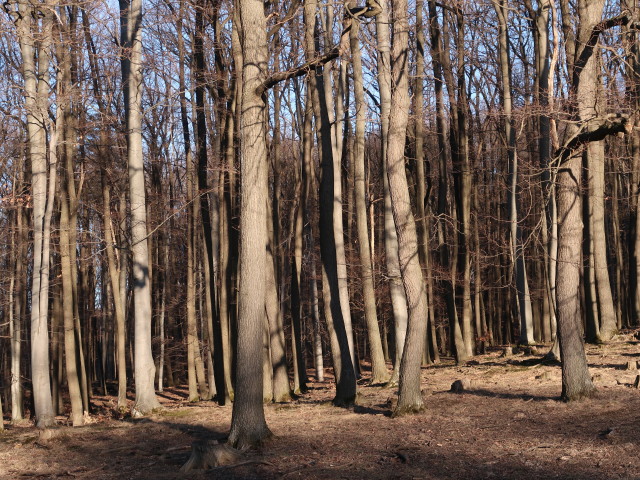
[0,0,639,445]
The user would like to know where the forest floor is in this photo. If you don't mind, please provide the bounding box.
[1,331,640,480]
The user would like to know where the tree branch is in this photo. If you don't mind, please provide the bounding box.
[267,0,302,40]
[257,46,340,96]
[574,11,632,80]
[555,115,632,165]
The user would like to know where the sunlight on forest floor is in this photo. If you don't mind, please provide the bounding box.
[1,331,639,479]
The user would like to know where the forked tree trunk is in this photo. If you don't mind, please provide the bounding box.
[13,0,57,427]
[555,0,602,401]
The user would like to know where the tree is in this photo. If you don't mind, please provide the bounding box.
[386,0,429,416]
[376,0,409,385]
[120,0,161,416]
[555,0,616,401]
[228,0,272,448]
[348,0,389,385]
[304,0,357,406]
[492,0,535,345]
[8,0,58,428]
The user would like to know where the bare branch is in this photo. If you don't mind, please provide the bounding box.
[555,114,633,165]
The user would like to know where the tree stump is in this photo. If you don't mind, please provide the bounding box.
[450,379,472,393]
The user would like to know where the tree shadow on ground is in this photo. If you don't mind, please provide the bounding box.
[451,388,557,401]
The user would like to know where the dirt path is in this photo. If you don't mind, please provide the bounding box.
[1,333,639,480]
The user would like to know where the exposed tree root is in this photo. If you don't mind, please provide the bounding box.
[180,441,244,471]
[392,402,425,418]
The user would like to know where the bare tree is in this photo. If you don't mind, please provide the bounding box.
[120,0,161,415]
[386,0,429,416]
[228,0,272,447]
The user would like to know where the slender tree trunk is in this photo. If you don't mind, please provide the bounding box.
[427,0,467,362]
[493,0,535,345]
[304,0,356,406]
[193,0,226,405]
[101,175,127,410]
[588,138,617,341]
[186,151,199,402]
[60,179,85,425]
[10,196,25,421]
[266,196,292,402]
[349,3,389,385]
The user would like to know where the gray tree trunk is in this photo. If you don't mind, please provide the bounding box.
[304,0,356,406]
[492,0,535,345]
[556,0,603,401]
[387,0,429,416]
[228,0,272,447]
[120,0,161,415]
[376,0,409,385]
[13,0,57,427]
[349,3,389,385]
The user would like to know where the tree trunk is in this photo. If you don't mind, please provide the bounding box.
[266,196,292,402]
[10,188,25,421]
[228,0,272,447]
[588,138,617,341]
[304,0,356,406]
[349,2,389,385]
[193,0,226,406]
[427,0,467,363]
[120,0,161,415]
[555,0,603,401]
[493,0,535,345]
[14,0,57,426]
[387,0,429,416]
[376,0,409,385]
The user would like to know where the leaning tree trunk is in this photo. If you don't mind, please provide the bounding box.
[120,0,161,415]
[227,0,272,448]
[387,0,429,416]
